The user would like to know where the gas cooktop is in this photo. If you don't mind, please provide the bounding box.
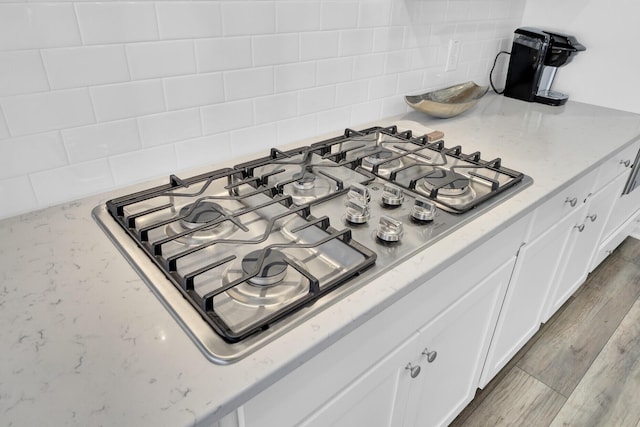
[93,125,532,363]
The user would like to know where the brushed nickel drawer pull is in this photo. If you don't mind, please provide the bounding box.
[565,197,578,207]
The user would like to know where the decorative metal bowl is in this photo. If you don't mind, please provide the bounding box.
[405,82,489,118]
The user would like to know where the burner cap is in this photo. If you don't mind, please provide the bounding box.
[422,169,470,196]
[363,148,394,165]
[241,249,288,286]
[292,172,316,190]
[179,201,224,229]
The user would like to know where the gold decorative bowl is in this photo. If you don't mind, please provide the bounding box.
[405,82,489,118]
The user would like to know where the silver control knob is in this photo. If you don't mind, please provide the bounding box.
[346,183,371,204]
[381,184,404,206]
[377,216,403,242]
[345,199,370,224]
[411,197,436,222]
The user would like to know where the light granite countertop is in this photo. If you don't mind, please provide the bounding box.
[2,94,640,426]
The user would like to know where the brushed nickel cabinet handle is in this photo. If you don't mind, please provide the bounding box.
[565,197,578,207]
[620,159,631,167]
[587,214,597,222]
[574,224,585,232]
[422,348,438,363]
[405,363,421,378]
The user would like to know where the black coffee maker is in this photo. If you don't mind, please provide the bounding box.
[504,27,586,106]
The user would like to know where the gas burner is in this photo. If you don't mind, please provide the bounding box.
[282,172,334,205]
[361,148,402,175]
[224,250,308,306]
[242,249,288,286]
[421,169,470,196]
[292,172,316,190]
[166,201,236,244]
[180,201,224,228]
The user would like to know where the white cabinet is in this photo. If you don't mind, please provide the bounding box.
[404,257,515,427]
[300,257,515,427]
[298,334,417,427]
[482,146,639,386]
[240,216,529,427]
[547,172,629,314]
[480,210,581,385]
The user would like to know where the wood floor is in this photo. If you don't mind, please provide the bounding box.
[451,237,640,427]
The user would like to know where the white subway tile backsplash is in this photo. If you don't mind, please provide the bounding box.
[353,53,385,79]
[350,100,382,125]
[316,57,353,86]
[276,2,321,33]
[358,1,392,28]
[160,70,215,109]
[126,40,196,80]
[368,74,398,99]
[30,159,114,206]
[446,1,471,21]
[373,27,405,53]
[109,145,177,186]
[61,119,141,164]
[175,133,232,171]
[156,2,222,40]
[0,110,8,139]
[0,3,80,50]
[0,132,67,179]
[423,1,448,23]
[335,81,369,107]
[139,109,201,147]
[0,0,527,219]
[276,114,318,146]
[196,37,252,73]
[275,62,316,93]
[0,176,37,219]
[201,99,253,135]
[384,50,411,74]
[221,2,275,36]
[320,2,358,31]
[41,45,129,90]
[317,106,351,133]
[381,95,407,117]
[90,80,165,122]
[300,32,339,61]
[339,29,375,56]
[0,51,48,97]
[1,89,95,136]
[224,67,273,101]
[299,86,335,116]
[397,70,425,94]
[254,92,298,125]
[253,34,299,66]
[230,123,277,158]
[75,2,158,45]
[410,46,439,70]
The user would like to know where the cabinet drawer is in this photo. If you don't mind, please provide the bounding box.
[594,138,640,190]
[528,167,599,239]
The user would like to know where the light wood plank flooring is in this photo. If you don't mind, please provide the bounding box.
[451,237,640,427]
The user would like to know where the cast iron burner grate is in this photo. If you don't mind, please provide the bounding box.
[104,167,376,343]
[309,126,526,213]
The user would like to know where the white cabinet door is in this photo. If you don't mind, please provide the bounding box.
[403,257,516,427]
[480,224,567,386]
[298,334,418,427]
[549,176,627,315]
